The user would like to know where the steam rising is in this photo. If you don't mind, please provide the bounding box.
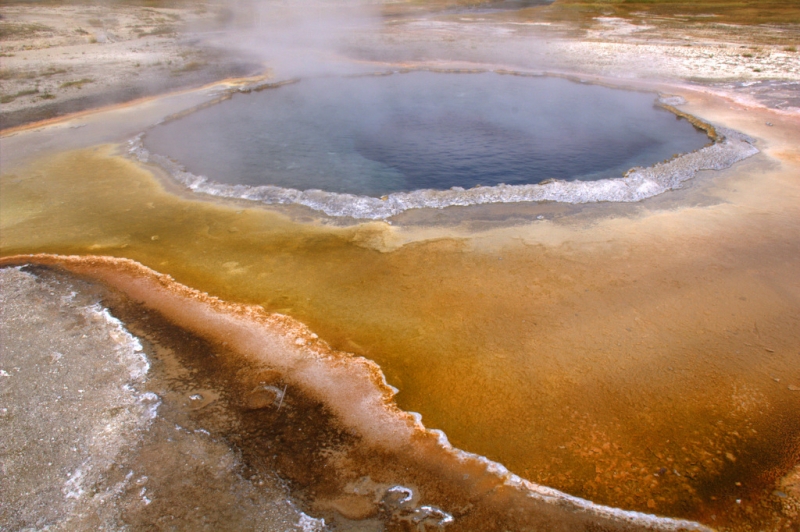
[207,0,383,77]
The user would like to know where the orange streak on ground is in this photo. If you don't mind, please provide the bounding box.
[1,82,799,530]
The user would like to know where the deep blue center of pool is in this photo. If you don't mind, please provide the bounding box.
[144,72,710,197]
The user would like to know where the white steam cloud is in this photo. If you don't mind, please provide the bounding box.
[205,0,384,78]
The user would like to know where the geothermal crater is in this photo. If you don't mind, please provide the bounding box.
[140,71,718,217]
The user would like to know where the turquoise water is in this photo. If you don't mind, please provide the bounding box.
[144,72,711,197]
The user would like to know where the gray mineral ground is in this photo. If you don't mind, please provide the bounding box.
[0,266,312,531]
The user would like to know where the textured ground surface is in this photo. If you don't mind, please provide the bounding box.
[0,2,259,129]
[1,1,799,531]
[0,266,311,531]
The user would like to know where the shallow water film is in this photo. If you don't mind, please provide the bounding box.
[2,123,799,530]
[1,3,800,527]
[143,73,710,196]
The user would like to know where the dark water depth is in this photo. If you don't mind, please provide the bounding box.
[144,72,711,197]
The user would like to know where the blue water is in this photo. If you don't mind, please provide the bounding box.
[144,72,711,197]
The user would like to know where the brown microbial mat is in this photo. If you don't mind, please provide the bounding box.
[2,88,800,531]
[0,259,708,531]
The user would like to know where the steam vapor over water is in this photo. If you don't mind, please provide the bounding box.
[208,0,384,78]
[135,72,756,219]
[1,0,799,530]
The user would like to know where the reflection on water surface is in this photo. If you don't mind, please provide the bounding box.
[143,73,710,197]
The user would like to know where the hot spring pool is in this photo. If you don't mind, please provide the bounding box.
[140,71,721,217]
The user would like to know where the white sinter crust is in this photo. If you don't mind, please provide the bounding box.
[129,104,758,220]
